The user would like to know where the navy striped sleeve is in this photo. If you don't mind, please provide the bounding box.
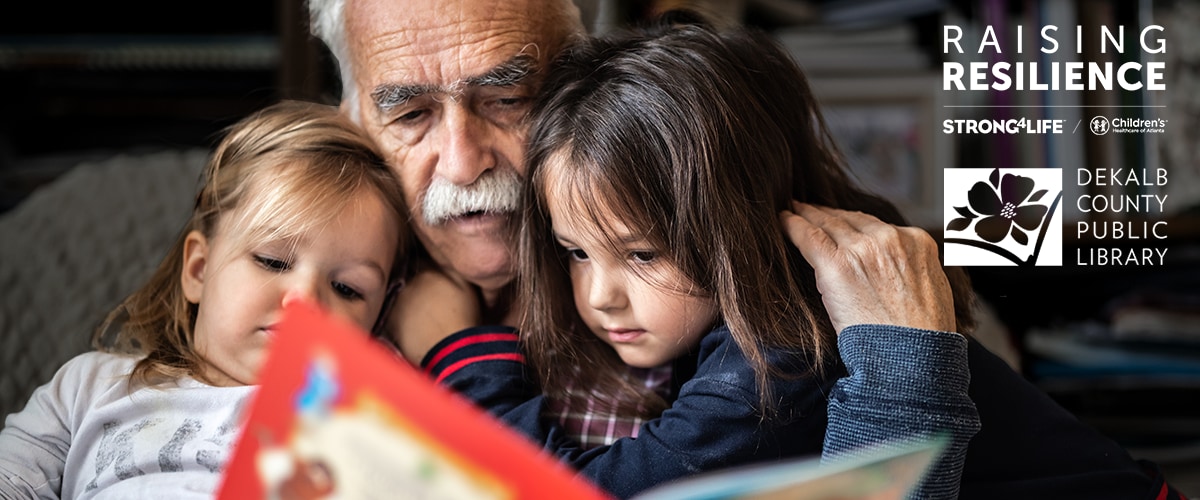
[420,326,523,383]
[418,326,538,418]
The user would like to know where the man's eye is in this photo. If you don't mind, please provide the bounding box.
[482,96,532,123]
[395,109,427,123]
[630,251,656,264]
[332,282,363,300]
[494,96,527,107]
[254,255,290,272]
[567,248,589,262]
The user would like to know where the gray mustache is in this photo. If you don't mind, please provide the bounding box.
[420,169,522,225]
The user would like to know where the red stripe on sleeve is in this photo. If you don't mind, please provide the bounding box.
[434,353,526,384]
[423,332,520,373]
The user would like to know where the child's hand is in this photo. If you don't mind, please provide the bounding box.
[779,202,956,335]
[387,266,482,365]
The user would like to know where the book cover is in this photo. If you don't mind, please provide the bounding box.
[215,301,611,500]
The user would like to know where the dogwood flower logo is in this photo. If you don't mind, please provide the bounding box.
[949,169,1048,245]
[943,168,1063,266]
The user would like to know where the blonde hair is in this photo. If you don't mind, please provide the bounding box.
[96,100,411,385]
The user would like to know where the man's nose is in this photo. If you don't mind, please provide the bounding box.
[436,104,495,185]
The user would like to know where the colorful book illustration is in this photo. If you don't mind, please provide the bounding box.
[216,301,610,500]
[218,301,945,499]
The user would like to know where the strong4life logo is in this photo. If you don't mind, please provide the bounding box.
[943,168,1063,266]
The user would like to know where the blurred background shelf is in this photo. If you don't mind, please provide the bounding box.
[0,0,334,212]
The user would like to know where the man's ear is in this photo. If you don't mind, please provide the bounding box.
[181,230,209,304]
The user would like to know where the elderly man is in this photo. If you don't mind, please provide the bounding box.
[306,0,977,497]
[310,0,578,318]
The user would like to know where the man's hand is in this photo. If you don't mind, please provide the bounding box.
[779,202,956,334]
[388,267,482,365]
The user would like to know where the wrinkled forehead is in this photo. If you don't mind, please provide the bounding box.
[345,0,563,88]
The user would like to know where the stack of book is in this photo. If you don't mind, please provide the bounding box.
[1025,288,1200,465]
[774,7,939,75]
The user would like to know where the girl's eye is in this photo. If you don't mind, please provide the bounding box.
[567,248,589,262]
[630,251,656,264]
[254,255,290,272]
[332,282,363,301]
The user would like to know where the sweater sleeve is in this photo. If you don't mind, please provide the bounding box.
[0,354,95,499]
[422,326,830,499]
[420,326,536,416]
[822,325,980,500]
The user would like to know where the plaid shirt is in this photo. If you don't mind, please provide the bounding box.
[549,365,673,450]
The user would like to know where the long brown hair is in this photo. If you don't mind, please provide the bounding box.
[96,100,411,385]
[518,12,976,419]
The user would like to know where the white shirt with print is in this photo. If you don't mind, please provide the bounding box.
[0,351,254,499]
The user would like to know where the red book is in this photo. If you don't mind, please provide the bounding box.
[217,300,611,500]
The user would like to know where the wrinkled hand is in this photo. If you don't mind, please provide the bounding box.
[779,202,956,334]
[388,266,481,365]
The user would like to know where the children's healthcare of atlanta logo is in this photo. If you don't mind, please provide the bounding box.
[943,168,1063,266]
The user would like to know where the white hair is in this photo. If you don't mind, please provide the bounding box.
[305,0,586,123]
[307,0,361,121]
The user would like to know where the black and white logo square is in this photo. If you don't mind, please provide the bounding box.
[943,168,1063,266]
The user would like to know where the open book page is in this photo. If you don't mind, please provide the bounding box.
[216,300,611,500]
[631,435,947,500]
